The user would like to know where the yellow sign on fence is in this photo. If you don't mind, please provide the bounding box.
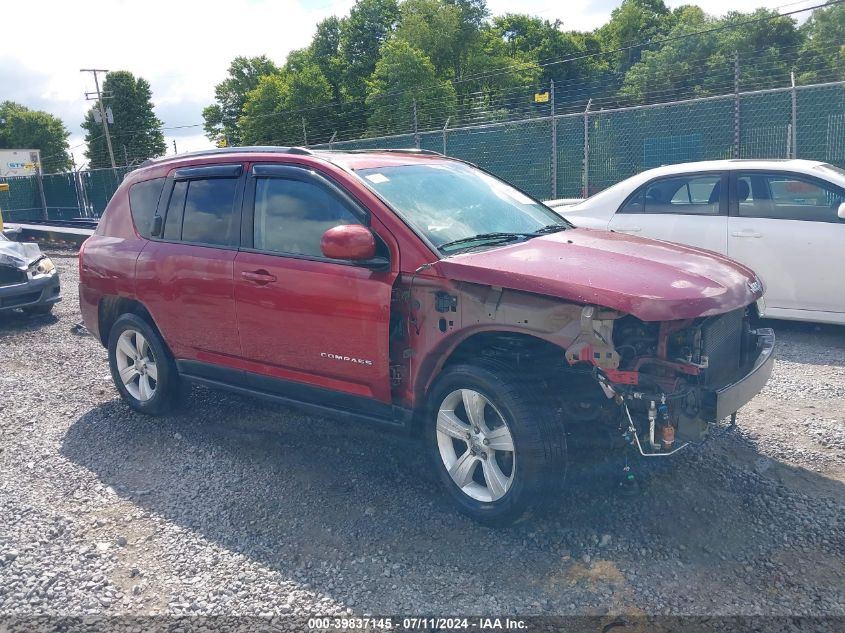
[534,92,550,103]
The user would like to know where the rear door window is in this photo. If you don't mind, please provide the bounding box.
[161,176,240,245]
[621,174,722,215]
[181,178,239,246]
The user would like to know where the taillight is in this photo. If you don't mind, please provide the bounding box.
[78,239,87,283]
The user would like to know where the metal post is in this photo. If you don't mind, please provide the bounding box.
[790,71,798,158]
[35,164,48,221]
[786,123,792,159]
[583,99,591,198]
[302,117,308,147]
[81,69,117,170]
[123,144,129,167]
[329,131,337,150]
[550,80,557,200]
[442,117,450,156]
[733,52,740,159]
[413,98,420,149]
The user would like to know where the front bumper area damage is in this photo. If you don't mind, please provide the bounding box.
[568,306,775,458]
[0,242,61,312]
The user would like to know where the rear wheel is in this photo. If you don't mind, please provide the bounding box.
[108,313,180,415]
[426,362,566,526]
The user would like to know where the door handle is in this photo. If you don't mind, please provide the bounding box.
[615,226,641,233]
[731,230,762,238]
[241,270,277,284]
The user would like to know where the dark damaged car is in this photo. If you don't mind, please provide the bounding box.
[0,234,61,315]
[78,147,775,525]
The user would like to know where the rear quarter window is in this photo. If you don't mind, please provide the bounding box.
[128,178,165,238]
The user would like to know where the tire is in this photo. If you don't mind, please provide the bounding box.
[108,313,180,416]
[426,361,567,526]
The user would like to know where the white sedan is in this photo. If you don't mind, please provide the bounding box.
[549,159,845,325]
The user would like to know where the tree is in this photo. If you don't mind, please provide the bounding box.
[202,56,279,144]
[396,0,462,77]
[341,0,401,100]
[81,71,165,168]
[619,6,716,102]
[619,7,800,102]
[718,9,800,90]
[445,0,489,78]
[797,4,845,83]
[597,0,672,73]
[0,101,71,172]
[239,57,334,145]
[365,38,456,134]
[311,16,346,103]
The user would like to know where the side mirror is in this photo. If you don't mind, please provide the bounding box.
[838,202,845,220]
[151,215,163,237]
[321,224,377,261]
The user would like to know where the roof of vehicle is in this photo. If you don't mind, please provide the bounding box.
[137,146,452,173]
[641,158,827,175]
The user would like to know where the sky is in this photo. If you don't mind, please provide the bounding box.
[0,0,820,168]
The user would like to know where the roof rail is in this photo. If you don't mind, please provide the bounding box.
[318,148,444,156]
[139,146,312,167]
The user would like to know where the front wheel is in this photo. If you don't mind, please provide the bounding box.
[426,362,567,526]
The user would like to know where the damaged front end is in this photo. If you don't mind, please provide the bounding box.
[566,305,775,457]
[0,237,61,313]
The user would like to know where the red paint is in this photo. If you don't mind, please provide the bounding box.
[434,229,762,322]
[320,224,377,260]
[79,148,765,412]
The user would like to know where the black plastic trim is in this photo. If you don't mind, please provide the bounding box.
[174,164,243,180]
[176,360,410,429]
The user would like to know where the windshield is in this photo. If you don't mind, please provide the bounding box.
[355,162,567,252]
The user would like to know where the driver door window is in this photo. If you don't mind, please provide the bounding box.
[253,178,362,257]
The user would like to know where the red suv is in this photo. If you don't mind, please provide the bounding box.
[79,147,774,524]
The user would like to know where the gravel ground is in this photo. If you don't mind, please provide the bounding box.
[1,249,843,622]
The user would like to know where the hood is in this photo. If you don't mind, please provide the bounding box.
[0,238,44,269]
[434,228,762,322]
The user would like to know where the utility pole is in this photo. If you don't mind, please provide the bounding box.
[172,140,178,155]
[81,69,117,170]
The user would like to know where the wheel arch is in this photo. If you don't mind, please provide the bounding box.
[97,296,161,348]
[411,328,567,434]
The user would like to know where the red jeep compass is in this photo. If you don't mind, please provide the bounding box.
[79,147,774,524]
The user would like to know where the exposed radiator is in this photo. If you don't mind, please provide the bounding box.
[701,309,744,388]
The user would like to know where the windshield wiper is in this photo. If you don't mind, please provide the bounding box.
[531,224,568,235]
[439,232,533,251]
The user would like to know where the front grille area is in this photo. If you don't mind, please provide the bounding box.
[0,266,27,287]
[0,290,40,308]
[701,309,744,387]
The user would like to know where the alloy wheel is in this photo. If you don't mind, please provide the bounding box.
[115,329,158,402]
[436,388,516,502]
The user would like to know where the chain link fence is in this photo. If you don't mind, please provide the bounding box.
[320,79,845,200]
[1,80,843,221]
